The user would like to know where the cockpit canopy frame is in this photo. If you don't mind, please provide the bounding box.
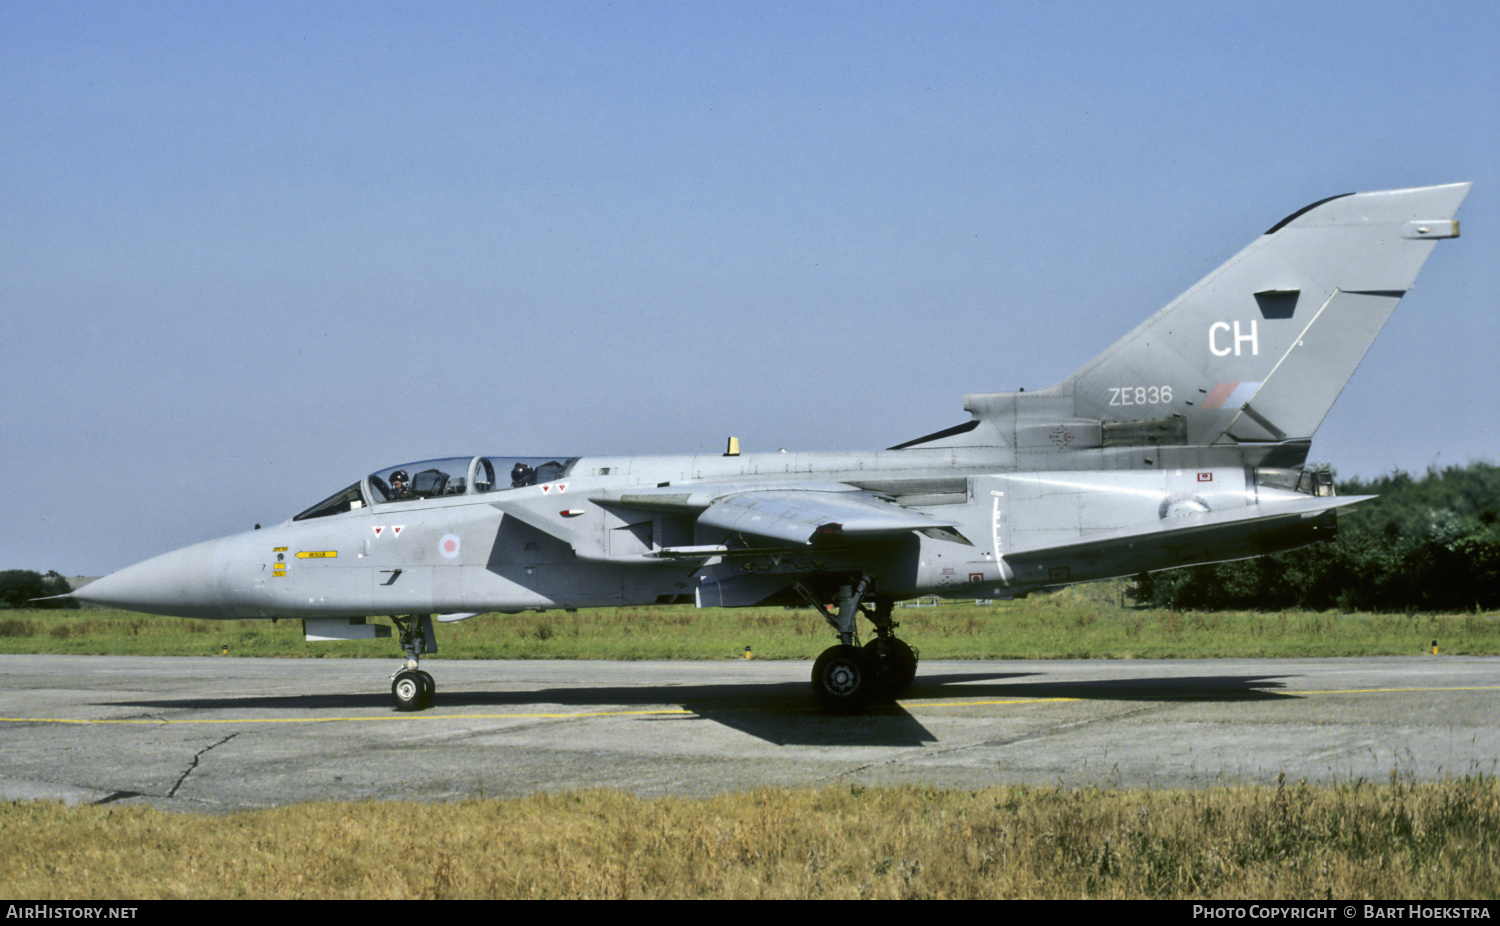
[292,455,577,521]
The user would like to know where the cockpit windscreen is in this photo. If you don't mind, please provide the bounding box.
[295,456,578,519]
[366,456,577,504]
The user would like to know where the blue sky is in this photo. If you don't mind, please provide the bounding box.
[4,1,1497,575]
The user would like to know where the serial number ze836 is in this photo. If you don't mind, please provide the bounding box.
[1107,385,1173,406]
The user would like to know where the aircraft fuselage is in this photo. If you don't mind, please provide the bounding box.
[87,442,1335,624]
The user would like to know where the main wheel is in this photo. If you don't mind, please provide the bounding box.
[863,637,918,699]
[811,644,872,714]
[415,670,436,709]
[392,670,426,712]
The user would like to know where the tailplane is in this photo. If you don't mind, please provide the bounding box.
[950,183,1469,451]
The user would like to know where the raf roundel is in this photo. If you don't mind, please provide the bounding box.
[439,534,461,559]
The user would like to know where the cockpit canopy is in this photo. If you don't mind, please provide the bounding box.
[293,455,577,521]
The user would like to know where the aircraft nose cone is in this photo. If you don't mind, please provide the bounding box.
[73,538,228,619]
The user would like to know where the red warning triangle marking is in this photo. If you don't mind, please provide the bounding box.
[557,483,568,493]
[541,484,551,494]
[373,526,384,537]
[392,525,404,538]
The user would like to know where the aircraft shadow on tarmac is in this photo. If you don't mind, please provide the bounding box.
[106,668,1297,748]
[918,670,1298,704]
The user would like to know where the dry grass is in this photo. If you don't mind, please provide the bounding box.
[4,777,1497,899]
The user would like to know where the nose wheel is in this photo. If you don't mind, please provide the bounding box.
[392,668,435,711]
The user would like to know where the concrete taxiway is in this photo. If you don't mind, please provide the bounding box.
[0,655,1494,812]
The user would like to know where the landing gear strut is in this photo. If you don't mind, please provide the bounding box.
[799,576,918,713]
[390,615,437,711]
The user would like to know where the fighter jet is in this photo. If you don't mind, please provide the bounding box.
[72,183,1470,713]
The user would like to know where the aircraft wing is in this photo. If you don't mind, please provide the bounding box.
[694,489,961,546]
[1002,494,1370,582]
[598,483,965,546]
[488,483,967,563]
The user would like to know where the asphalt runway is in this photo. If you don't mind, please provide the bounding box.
[1,654,1495,812]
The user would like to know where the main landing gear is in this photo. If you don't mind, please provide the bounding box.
[390,615,437,711]
[801,576,919,714]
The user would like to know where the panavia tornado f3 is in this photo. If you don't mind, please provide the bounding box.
[71,183,1471,713]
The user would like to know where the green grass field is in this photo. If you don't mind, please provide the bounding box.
[4,582,1496,660]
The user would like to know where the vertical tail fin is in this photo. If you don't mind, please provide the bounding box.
[963,183,1470,448]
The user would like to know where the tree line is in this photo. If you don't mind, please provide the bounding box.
[1131,462,1500,611]
[0,570,79,609]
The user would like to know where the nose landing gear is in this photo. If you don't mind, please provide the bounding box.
[390,615,438,711]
